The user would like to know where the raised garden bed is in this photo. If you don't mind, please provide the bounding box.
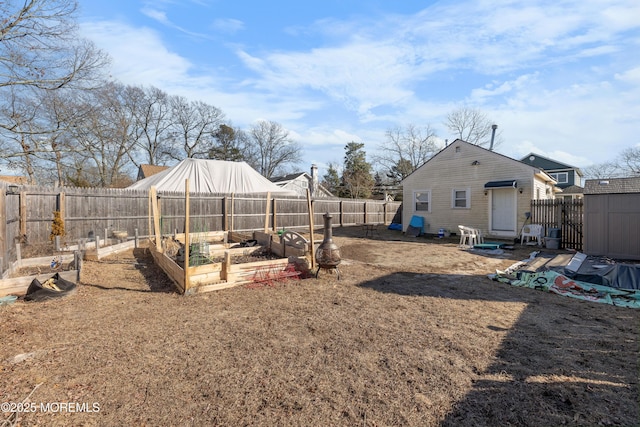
[149,230,311,295]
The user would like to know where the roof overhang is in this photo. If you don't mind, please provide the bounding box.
[484,180,517,189]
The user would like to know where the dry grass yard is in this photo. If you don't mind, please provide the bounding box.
[1,226,638,426]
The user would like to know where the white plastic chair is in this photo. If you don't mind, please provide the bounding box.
[521,224,544,246]
[458,225,484,247]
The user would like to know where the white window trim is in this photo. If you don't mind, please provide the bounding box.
[451,187,471,209]
[414,190,431,213]
[550,172,568,184]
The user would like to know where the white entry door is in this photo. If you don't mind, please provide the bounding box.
[491,188,516,233]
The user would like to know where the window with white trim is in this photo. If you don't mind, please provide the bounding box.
[452,188,470,208]
[414,190,431,212]
[549,172,568,184]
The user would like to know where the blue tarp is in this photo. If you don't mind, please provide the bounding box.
[409,215,424,231]
[492,269,640,308]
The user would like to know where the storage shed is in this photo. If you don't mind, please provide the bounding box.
[584,177,640,260]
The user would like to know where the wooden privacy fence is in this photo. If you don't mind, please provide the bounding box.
[0,183,401,273]
[530,199,584,251]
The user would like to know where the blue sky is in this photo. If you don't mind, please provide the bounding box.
[77,0,640,175]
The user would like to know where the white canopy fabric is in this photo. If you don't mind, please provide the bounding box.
[128,158,297,196]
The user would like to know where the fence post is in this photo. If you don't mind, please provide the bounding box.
[57,191,65,233]
[0,189,5,273]
[19,191,26,240]
[222,196,228,231]
[339,200,344,226]
[272,198,278,232]
[364,201,368,224]
[383,202,388,225]
[74,250,82,283]
[134,228,139,248]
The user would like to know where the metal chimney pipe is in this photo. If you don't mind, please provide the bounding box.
[489,124,498,151]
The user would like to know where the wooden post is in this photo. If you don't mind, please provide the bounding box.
[230,193,235,235]
[184,179,191,293]
[150,187,161,252]
[223,250,231,281]
[222,196,228,231]
[57,192,65,235]
[148,191,152,245]
[0,190,6,267]
[74,251,82,283]
[364,201,368,224]
[383,202,388,225]
[134,228,139,248]
[272,198,278,232]
[264,192,271,233]
[19,191,26,239]
[339,200,344,226]
[307,189,315,269]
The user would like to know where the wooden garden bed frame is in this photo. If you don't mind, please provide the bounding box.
[148,181,316,295]
[0,236,134,298]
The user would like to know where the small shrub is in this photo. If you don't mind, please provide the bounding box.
[50,210,65,241]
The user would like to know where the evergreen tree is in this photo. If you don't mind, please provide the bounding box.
[342,142,375,199]
[322,162,342,196]
[209,124,244,161]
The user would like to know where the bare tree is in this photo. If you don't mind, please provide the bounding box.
[0,90,41,182]
[582,162,624,179]
[445,106,500,148]
[66,82,139,186]
[168,96,224,159]
[128,85,174,166]
[0,0,108,178]
[0,0,107,89]
[248,120,301,178]
[375,124,440,183]
[618,146,640,176]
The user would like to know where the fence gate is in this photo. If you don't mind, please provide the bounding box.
[530,199,584,251]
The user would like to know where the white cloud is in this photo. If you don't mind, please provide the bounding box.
[615,66,640,84]
[211,18,244,34]
[79,0,640,169]
[80,21,194,85]
[140,7,170,25]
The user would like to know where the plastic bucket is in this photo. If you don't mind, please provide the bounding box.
[438,228,445,238]
[545,237,560,250]
[549,228,561,239]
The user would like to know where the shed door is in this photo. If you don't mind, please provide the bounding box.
[491,188,516,232]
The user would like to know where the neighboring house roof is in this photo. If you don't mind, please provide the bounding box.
[0,175,28,184]
[137,164,169,181]
[520,152,584,176]
[128,158,297,195]
[270,171,334,197]
[561,185,584,194]
[584,177,640,195]
[270,172,306,185]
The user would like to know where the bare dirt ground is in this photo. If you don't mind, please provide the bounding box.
[1,226,638,426]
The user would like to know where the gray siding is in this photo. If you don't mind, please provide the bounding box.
[584,193,640,260]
